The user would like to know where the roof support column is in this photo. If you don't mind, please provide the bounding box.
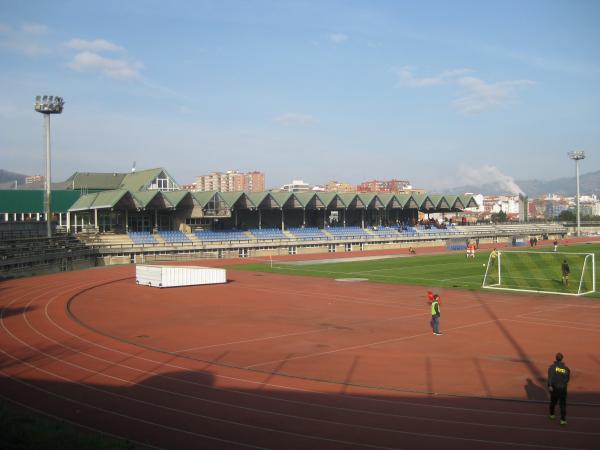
[302,208,306,227]
[36,213,40,221]
[343,208,346,227]
[258,209,262,229]
[74,212,77,233]
[361,208,364,229]
[154,209,158,232]
[4,213,8,222]
[281,208,284,231]
[66,211,70,232]
[94,208,99,232]
[323,208,326,228]
[58,213,62,228]
[125,210,129,232]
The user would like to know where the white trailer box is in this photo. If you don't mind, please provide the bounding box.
[136,265,227,288]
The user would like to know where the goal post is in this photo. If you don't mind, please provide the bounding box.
[482,250,596,296]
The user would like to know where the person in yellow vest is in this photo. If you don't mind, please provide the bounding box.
[548,352,570,425]
[430,294,442,335]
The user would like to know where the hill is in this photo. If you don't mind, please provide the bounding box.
[450,170,600,197]
[0,169,27,186]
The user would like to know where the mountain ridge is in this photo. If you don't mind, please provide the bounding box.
[447,170,600,197]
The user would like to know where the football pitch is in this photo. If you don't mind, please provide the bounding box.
[233,243,600,297]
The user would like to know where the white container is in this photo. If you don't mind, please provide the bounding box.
[136,265,227,288]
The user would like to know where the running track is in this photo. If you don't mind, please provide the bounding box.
[1,259,599,449]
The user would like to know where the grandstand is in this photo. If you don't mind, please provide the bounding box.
[194,229,251,242]
[0,167,573,268]
[0,231,98,276]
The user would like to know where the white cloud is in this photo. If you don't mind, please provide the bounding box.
[67,51,143,80]
[22,23,48,34]
[454,77,534,114]
[395,66,471,88]
[274,113,318,126]
[65,38,123,52]
[330,33,349,44]
[0,22,49,56]
[0,39,47,56]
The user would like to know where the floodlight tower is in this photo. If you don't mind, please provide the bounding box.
[34,96,64,238]
[568,150,585,237]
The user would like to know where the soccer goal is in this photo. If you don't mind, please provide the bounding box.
[482,251,596,296]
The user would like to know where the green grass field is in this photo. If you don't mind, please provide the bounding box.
[232,243,600,297]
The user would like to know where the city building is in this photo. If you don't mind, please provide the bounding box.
[279,179,311,192]
[244,171,265,193]
[356,179,411,193]
[193,170,265,192]
[325,181,355,193]
[25,175,45,184]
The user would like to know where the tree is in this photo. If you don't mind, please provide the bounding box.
[490,210,507,223]
[558,210,576,222]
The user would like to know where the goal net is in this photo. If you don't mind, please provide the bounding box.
[482,251,596,296]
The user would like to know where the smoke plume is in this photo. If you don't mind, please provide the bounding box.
[458,165,524,195]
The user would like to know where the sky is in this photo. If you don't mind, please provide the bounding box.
[0,0,599,192]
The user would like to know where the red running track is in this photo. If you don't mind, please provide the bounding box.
[1,260,599,450]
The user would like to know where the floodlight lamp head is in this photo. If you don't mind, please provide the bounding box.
[34,95,64,114]
[568,150,585,161]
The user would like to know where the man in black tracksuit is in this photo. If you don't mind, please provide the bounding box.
[548,352,570,425]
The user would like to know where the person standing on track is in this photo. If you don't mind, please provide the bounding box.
[553,240,559,252]
[548,352,570,425]
[430,294,442,335]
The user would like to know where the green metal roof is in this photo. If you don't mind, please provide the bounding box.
[120,168,164,191]
[0,190,82,213]
[69,192,99,211]
[69,189,131,211]
[429,195,451,210]
[314,192,346,209]
[293,192,316,208]
[132,191,161,209]
[459,195,478,208]
[357,193,384,208]
[376,193,403,209]
[65,172,126,190]
[162,191,192,208]
[337,193,365,209]
[449,196,465,210]
[269,192,294,208]
[411,194,436,210]
[247,192,280,208]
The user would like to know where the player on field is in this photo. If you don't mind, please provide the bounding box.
[561,259,570,287]
[466,243,475,258]
[489,248,498,267]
